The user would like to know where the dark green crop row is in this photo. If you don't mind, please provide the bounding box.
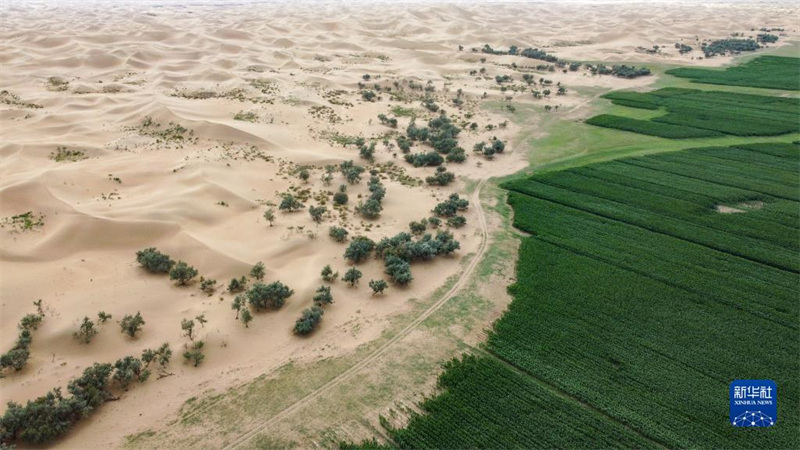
[588,86,800,138]
[666,56,800,90]
[585,114,722,138]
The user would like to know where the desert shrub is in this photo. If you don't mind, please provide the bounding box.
[342,267,363,286]
[293,306,324,335]
[199,277,217,294]
[247,281,294,311]
[356,198,383,219]
[329,226,349,242]
[426,167,456,186]
[384,256,413,285]
[279,194,305,212]
[321,264,339,282]
[344,236,376,263]
[405,152,444,167]
[135,247,174,274]
[183,341,205,367]
[341,161,365,184]
[360,142,376,161]
[112,356,149,390]
[446,148,467,163]
[119,312,145,338]
[73,317,98,344]
[313,285,334,306]
[369,279,388,295]
[169,261,198,286]
[228,276,248,293]
[447,215,467,228]
[433,193,469,217]
[309,205,327,223]
[263,208,275,226]
[410,220,428,235]
[361,90,377,101]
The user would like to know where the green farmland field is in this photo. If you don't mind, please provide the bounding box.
[586,88,800,138]
[665,56,800,91]
[346,142,800,449]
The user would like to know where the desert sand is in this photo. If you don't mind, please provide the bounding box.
[1,0,797,448]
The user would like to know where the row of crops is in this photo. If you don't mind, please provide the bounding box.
[586,87,800,138]
[345,142,799,449]
[666,56,800,91]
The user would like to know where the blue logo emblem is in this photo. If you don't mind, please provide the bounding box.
[730,380,776,427]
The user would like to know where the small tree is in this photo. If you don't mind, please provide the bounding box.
[247,281,294,311]
[199,277,217,295]
[141,342,172,376]
[119,312,145,338]
[329,226,349,243]
[447,215,467,228]
[409,220,427,235]
[369,279,389,295]
[313,285,334,307]
[136,247,174,274]
[195,314,207,327]
[228,276,247,293]
[298,168,310,183]
[73,317,98,344]
[113,356,149,390]
[344,236,375,263]
[342,267,362,287]
[169,261,198,286]
[333,186,349,205]
[250,261,266,281]
[321,264,338,282]
[264,208,275,226]
[231,294,246,319]
[309,205,327,223]
[240,309,253,328]
[183,341,205,367]
[279,194,305,212]
[293,306,324,335]
[181,318,195,341]
[97,311,112,323]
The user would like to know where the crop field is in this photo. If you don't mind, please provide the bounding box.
[586,88,800,138]
[348,142,799,449]
[665,56,800,91]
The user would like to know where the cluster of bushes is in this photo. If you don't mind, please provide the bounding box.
[405,151,444,167]
[340,160,366,185]
[279,193,305,212]
[583,64,651,78]
[405,114,467,163]
[377,114,398,128]
[495,75,513,84]
[425,167,456,186]
[478,44,560,64]
[473,138,506,159]
[1,301,45,376]
[675,43,693,54]
[701,38,760,57]
[359,142,376,161]
[757,33,779,44]
[136,247,205,288]
[0,344,171,445]
[355,176,386,219]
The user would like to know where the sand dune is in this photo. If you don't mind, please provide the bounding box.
[1,0,797,448]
